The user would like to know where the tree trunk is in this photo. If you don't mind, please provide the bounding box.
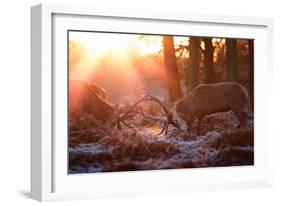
[163,36,182,101]
[188,37,200,91]
[226,39,238,81]
[203,37,215,83]
[248,40,254,111]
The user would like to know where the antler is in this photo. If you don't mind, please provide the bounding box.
[118,95,151,120]
[145,95,176,135]
[117,95,175,135]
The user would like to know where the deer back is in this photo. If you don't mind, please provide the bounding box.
[175,82,249,119]
[69,79,114,120]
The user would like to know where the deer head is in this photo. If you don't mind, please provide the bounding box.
[170,104,188,132]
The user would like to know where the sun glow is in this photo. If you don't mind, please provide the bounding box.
[68,32,193,88]
[69,32,190,66]
[68,32,166,79]
[69,32,163,59]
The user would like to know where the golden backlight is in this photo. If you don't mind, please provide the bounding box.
[69,32,189,73]
[68,31,254,174]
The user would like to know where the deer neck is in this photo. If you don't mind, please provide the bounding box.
[91,92,114,120]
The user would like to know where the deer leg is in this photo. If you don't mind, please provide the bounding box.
[232,107,247,128]
[196,116,203,135]
[237,113,248,128]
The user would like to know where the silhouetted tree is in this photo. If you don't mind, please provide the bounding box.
[248,40,254,110]
[163,36,182,101]
[226,39,238,81]
[203,37,215,83]
[188,37,200,91]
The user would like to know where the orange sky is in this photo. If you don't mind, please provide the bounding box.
[69,31,190,58]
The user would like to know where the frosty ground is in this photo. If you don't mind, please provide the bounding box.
[69,111,253,174]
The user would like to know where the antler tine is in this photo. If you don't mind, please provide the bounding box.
[116,94,173,135]
[143,95,174,135]
[144,95,171,119]
[119,95,151,121]
[158,122,168,135]
[119,119,134,128]
[115,95,154,129]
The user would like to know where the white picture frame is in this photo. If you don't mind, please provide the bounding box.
[31,3,274,202]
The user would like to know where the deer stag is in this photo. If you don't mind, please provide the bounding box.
[70,80,250,135]
[69,79,115,121]
[168,82,251,133]
[69,79,172,131]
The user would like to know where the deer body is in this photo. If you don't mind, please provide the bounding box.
[171,82,250,132]
[69,79,115,120]
[68,79,165,131]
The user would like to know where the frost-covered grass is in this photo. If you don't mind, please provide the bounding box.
[68,111,254,174]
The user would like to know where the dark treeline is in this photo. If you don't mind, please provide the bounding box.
[162,36,254,108]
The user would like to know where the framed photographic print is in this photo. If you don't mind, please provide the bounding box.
[31,3,274,201]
